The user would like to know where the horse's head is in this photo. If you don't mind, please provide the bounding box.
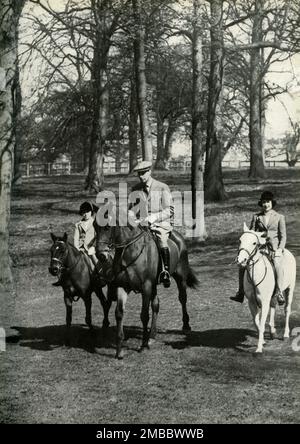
[237,223,266,267]
[94,202,115,262]
[94,203,143,262]
[49,232,68,276]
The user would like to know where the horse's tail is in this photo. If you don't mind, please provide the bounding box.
[186,266,199,289]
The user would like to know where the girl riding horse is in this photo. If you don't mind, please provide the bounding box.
[231,190,286,306]
[53,201,99,286]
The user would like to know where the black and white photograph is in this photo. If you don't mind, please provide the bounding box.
[0,0,299,427]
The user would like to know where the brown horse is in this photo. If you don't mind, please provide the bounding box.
[95,208,198,359]
[49,233,112,340]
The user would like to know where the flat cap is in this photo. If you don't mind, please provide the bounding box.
[133,160,152,172]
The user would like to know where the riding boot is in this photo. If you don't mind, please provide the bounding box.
[91,255,106,286]
[52,280,62,287]
[52,273,63,286]
[273,258,285,306]
[230,267,245,303]
[160,247,171,288]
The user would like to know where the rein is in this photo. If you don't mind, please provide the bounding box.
[246,254,268,288]
[111,228,146,250]
[97,226,149,284]
[238,232,271,304]
[52,241,82,273]
[238,231,260,263]
[51,242,84,301]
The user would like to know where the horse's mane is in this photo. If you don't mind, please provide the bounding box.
[54,237,82,255]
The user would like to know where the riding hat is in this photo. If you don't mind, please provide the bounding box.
[133,160,152,173]
[79,201,98,215]
[258,191,276,208]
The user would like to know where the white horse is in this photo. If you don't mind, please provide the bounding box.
[237,223,296,353]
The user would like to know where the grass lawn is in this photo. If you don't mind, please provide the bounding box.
[0,168,299,424]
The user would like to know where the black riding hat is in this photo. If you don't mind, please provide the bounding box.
[258,191,276,208]
[79,201,98,215]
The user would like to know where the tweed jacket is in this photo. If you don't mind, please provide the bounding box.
[74,216,96,255]
[250,209,286,251]
[130,178,174,229]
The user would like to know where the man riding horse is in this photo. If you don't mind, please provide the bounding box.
[129,160,174,288]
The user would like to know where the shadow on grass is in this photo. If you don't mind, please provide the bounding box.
[164,328,256,351]
[6,324,145,357]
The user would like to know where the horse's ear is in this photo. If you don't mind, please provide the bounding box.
[63,232,68,242]
[243,222,249,232]
[50,233,56,242]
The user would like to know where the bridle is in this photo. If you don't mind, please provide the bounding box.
[97,225,147,253]
[50,241,81,274]
[238,231,261,265]
[96,225,149,282]
[238,231,268,290]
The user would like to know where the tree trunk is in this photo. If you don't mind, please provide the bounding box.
[190,0,207,241]
[13,63,22,185]
[204,0,227,201]
[133,0,152,161]
[164,116,176,162]
[155,100,166,169]
[114,115,122,173]
[85,1,110,192]
[0,0,24,284]
[249,0,265,179]
[129,60,138,171]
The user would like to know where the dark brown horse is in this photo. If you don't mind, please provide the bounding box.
[95,209,198,359]
[49,233,112,339]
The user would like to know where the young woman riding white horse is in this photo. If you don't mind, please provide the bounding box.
[231,191,287,306]
[234,191,296,353]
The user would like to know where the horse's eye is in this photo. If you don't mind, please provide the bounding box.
[253,242,256,245]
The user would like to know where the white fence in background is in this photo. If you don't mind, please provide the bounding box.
[19,159,296,178]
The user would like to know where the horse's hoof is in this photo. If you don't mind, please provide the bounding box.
[148,338,155,346]
[139,345,150,352]
[182,325,191,333]
[115,350,124,360]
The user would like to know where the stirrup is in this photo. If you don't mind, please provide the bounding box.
[159,270,171,288]
[230,291,244,303]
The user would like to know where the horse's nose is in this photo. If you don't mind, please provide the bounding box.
[237,255,247,267]
[98,252,109,262]
[49,264,59,275]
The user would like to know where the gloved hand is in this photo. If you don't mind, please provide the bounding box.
[145,213,157,225]
[88,246,96,255]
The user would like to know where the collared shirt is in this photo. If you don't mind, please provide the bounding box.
[143,178,153,195]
